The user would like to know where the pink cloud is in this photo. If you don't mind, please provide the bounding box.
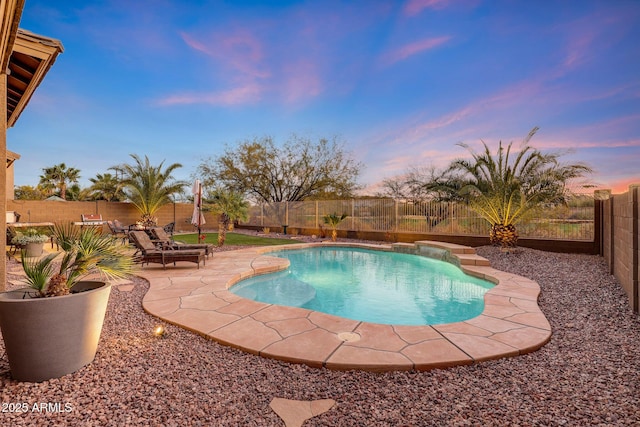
[536,138,640,151]
[552,7,636,78]
[155,84,262,106]
[403,0,452,16]
[280,60,323,104]
[383,36,451,65]
[530,114,640,151]
[420,107,473,131]
[161,29,272,107]
[384,79,546,147]
[177,25,331,106]
[181,30,270,80]
[180,32,211,55]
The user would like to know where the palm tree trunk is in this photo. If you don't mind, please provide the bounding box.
[490,223,518,248]
[218,221,226,246]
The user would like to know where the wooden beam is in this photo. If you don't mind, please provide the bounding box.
[1,0,26,291]
[7,29,63,127]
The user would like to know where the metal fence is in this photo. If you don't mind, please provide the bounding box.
[241,196,595,241]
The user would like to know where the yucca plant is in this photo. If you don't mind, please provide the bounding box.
[21,222,133,298]
[323,213,348,242]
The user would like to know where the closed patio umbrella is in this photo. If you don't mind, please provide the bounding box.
[191,179,205,239]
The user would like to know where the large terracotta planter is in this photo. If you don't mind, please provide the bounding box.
[0,281,111,382]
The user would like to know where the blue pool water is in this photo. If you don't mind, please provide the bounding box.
[230,247,494,325]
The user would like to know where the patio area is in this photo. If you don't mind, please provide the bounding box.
[1,241,639,425]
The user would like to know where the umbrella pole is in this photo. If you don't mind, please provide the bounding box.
[198,182,202,240]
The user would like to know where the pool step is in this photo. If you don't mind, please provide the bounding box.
[391,241,489,266]
[414,241,476,254]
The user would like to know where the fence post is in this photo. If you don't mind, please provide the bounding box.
[351,199,355,230]
[315,200,319,229]
[449,203,454,234]
[632,185,639,312]
[261,204,264,227]
[394,199,398,232]
[609,195,615,275]
[285,201,289,226]
[594,190,609,256]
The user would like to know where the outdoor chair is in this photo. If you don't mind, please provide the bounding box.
[163,222,175,236]
[128,230,205,269]
[6,227,23,254]
[107,220,129,244]
[149,227,215,257]
[114,219,137,231]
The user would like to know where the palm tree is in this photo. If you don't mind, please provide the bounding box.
[38,163,80,200]
[113,155,185,227]
[22,222,132,297]
[440,127,592,248]
[88,173,125,201]
[208,189,249,246]
[323,213,348,242]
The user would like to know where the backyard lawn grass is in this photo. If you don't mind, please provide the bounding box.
[173,232,301,246]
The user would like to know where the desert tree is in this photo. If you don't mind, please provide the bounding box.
[14,185,47,200]
[196,135,363,203]
[377,165,462,203]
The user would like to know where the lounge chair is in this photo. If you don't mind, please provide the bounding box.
[6,227,23,254]
[162,222,175,236]
[107,220,129,244]
[129,230,205,269]
[148,227,215,257]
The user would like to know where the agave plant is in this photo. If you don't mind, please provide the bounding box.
[21,223,133,298]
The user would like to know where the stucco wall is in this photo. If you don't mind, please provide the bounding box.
[601,185,639,313]
[6,200,219,233]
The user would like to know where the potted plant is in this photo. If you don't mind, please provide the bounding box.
[0,223,132,382]
[11,228,50,257]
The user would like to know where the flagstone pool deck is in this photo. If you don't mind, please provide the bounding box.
[138,241,551,372]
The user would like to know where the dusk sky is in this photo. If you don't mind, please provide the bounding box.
[9,0,640,195]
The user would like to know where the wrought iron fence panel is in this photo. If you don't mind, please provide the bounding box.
[240,196,594,240]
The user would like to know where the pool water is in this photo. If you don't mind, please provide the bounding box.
[230,247,494,325]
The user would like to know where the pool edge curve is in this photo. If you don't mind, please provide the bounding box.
[138,241,552,372]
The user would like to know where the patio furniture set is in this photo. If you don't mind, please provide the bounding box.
[128,229,213,269]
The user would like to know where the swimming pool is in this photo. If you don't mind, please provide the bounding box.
[230,247,494,325]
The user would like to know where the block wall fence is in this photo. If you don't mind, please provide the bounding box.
[600,185,640,313]
[6,200,218,233]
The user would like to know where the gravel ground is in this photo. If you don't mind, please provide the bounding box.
[1,240,639,426]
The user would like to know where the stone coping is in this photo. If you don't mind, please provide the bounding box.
[139,241,551,372]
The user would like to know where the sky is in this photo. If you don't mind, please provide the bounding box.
[9,0,640,195]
